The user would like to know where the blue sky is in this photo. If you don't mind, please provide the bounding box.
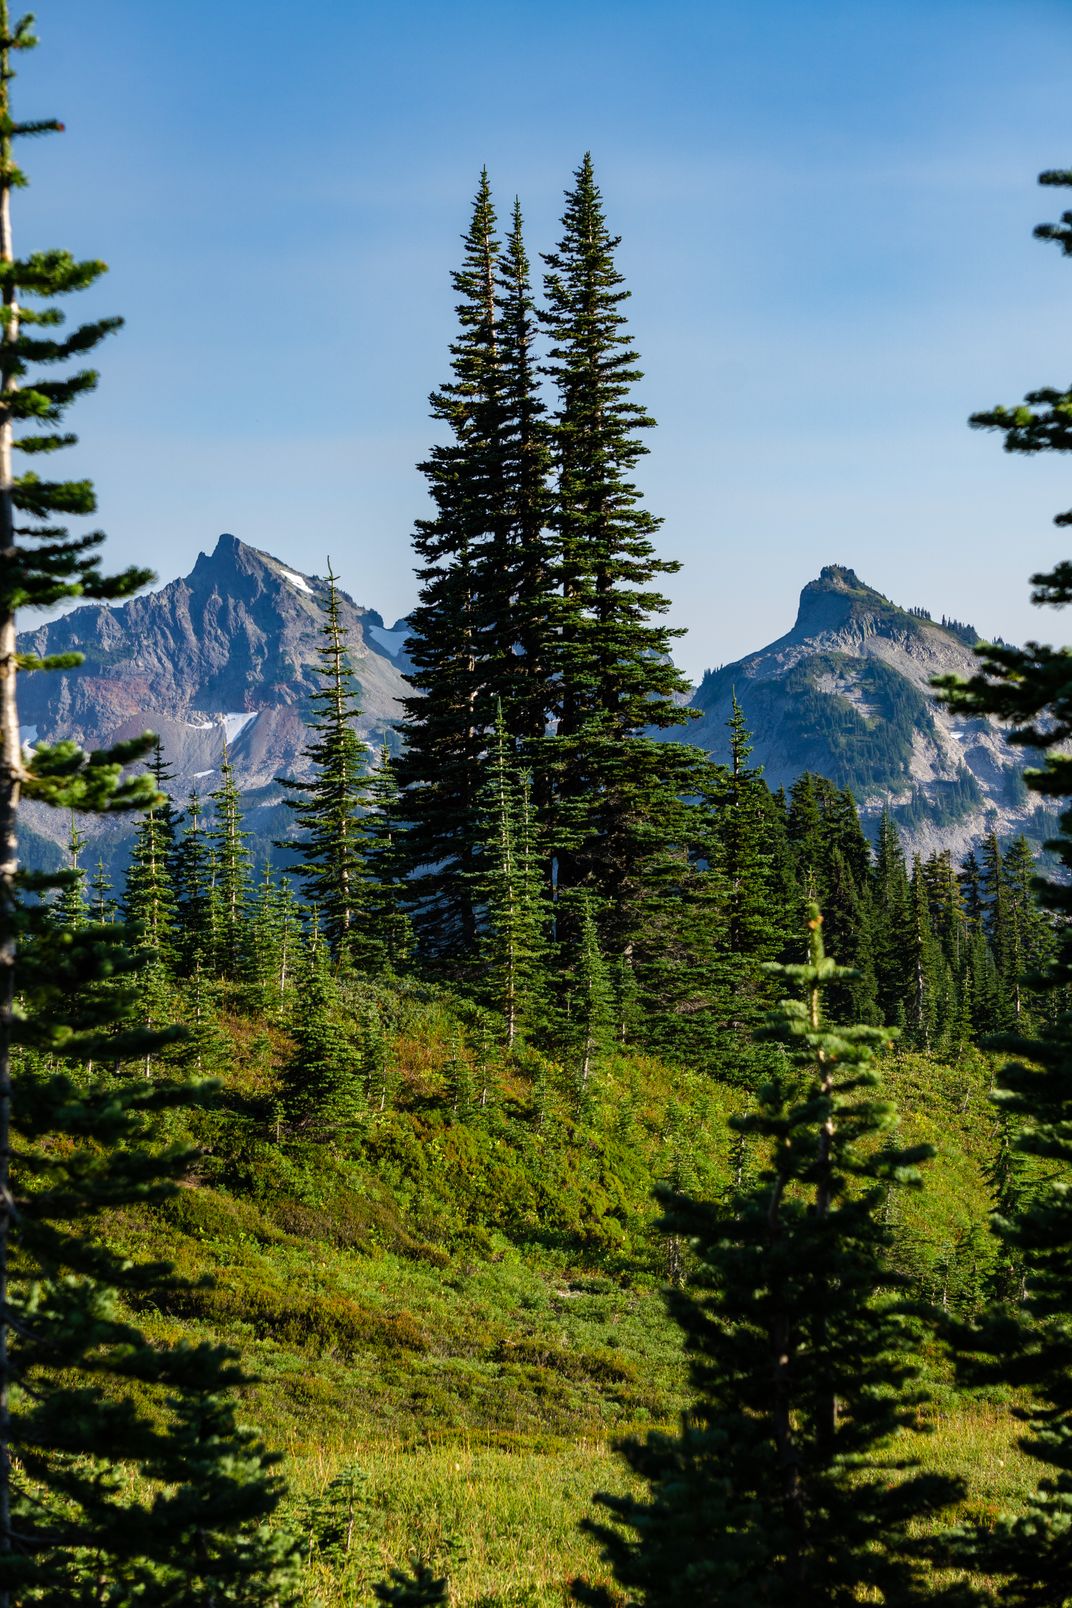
[15,0,1072,678]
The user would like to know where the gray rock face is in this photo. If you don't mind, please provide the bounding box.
[682,565,1039,856]
[16,534,412,871]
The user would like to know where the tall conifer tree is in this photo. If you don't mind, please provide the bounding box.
[490,198,556,756]
[397,172,504,957]
[578,908,963,1606]
[208,749,253,980]
[540,154,698,934]
[931,166,1072,1600]
[279,563,371,964]
[0,10,295,1595]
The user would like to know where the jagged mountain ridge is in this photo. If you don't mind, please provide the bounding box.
[17,533,411,869]
[15,546,1041,875]
[681,565,1039,857]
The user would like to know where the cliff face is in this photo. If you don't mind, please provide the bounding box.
[16,533,412,868]
[683,566,1036,856]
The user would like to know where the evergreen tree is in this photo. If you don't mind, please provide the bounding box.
[872,811,911,1026]
[0,11,295,1595]
[474,703,547,1044]
[149,736,182,872]
[123,788,179,968]
[362,739,414,975]
[539,154,700,935]
[1000,834,1053,1026]
[496,198,555,753]
[247,864,301,1011]
[958,848,985,932]
[931,165,1072,1599]
[373,1560,448,1608]
[577,908,964,1607]
[720,697,784,961]
[54,817,87,930]
[279,562,371,964]
[397,172,504,957]
[208,750,253,980]
[899,858,951,1051]
[89,856,116,925]
[283,928,363,1132]
[362,1005,396,1114]
[563,895,614,1100]
[173,788,213,973]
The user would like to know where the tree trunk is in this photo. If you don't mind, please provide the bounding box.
[0,13,20,1581]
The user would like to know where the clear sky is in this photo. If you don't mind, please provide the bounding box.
[13,0,1072,679]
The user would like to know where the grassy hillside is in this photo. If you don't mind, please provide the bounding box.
[96,977,1030,1604]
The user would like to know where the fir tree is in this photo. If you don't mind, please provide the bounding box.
[362,1005,396,1114]
[53,816,87,930]
[577,907,964,1606]
[362,739,414,975]
[958,848,985,932]
[89,856,116,925]
[1000,834,1053,1026]
[278,562,371,964]
[872,811,911,1025]
[247,864,301,1011]
[397,172,504,957]
[931,165,1072,1599]
[173,788,213,974]
[475,703,547,1044]
[496,198,555,752]
[283,928,363,1132]
[540,155,699,932]
[123,787,179,969]
[0,11,295,1595]
[208,749,253,980]
[564,895,614,1100]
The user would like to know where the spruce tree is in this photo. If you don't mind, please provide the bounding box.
[278,562,371,964]
[0,10,296,1596]
[577,907,964,1607]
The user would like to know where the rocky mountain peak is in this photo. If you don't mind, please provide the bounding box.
[685,566,1035,858]
[15,536,412,872]
[791,565,904,643]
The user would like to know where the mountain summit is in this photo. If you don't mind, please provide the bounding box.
[17,535,411,866]
[683,566,1035,855]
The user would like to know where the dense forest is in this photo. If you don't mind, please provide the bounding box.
[5,7,1072,1606]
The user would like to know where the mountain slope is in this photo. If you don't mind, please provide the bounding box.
[17,533,411,868]
[683,565,1038,856]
